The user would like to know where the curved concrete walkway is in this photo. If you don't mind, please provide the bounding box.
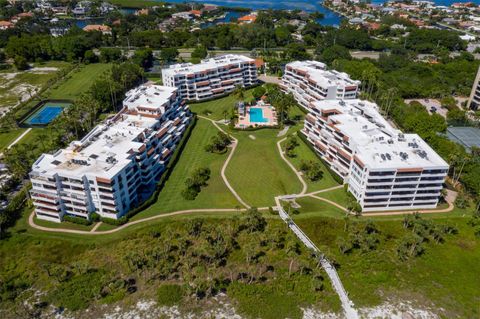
[309,194,350,213]
[29,208,243,235]
[362,200,455,217]
[198,115,250,208]
[28,116,259,235]
[277,137,308,195]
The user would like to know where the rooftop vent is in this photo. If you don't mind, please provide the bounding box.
[106,156,117,164]
[71,159,89,166]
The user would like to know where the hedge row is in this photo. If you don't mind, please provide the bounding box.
[54,115,197,227]
[232,124,280,132]
[63,215,93,226]
[122,114,198,221]
[297,131,344,185]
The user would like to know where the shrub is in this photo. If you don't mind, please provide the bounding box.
[157,284,184,306]
[119,116,197,221]
[47,270,107,311]
[299,160,324,182]
[90,212,101,222]
[100,216,127,226]
[297,133,343,184]
[181,167,211,200]
[13,55,28,70]
[63,215,92,226]
[284,135,299,158]
[205,132,231,153]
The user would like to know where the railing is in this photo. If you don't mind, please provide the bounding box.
[277,198,359,319]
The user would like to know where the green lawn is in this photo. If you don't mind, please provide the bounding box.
[225,128,303,207]
[48,63,112,100]
[294,196,347,219]
[296,214,480,318]
[132,118,240,220]
[34,217,95,232]
[317,187,349,208]
[0,128,27,151]
[190,88,254,121]
[16,128,52,146]
[281,138,340,193]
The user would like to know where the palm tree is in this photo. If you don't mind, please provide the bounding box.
[233,85,245,101]
[223,109,229,123]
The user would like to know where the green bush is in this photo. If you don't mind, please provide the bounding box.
[63,215,92,226]
[122,116,197,220]
[157,284,184,306]
[47,270,107,311]
[298,133,344,184]
[100,216,127,226]
[90,212,101,222]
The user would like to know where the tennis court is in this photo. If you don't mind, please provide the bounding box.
[25,102,70,125]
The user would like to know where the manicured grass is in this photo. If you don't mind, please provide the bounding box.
[189,88,254,121]
[293,196,347,219]
[225,128,303,207]
[131,118,240,220]
[34,216,95,231]
[0,128,27,151]
[281,138,340,193]
[317,187,349,208]
[296,214,480,318]
[48,63,112,100]
[16,127,56,147]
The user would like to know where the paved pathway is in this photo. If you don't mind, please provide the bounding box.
[199,115,250,208]
[275,147,359,318]
[309,194,349,213]
[277,125,290,137]
[258,74,282,84]
[7,128,32,150]
[277,137,307,195]
[90,222,102,232]
[29,209,243,235]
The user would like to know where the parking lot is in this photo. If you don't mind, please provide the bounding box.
[404,98,447,118]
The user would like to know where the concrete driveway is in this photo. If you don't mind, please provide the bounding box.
[405,98,447,118]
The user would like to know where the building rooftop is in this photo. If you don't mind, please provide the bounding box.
[162,54,254,77]
[124,85,177,112]
[312,99,448,169]
[447,126,480,152]
[31,85,178,180]
[286,60,360,89]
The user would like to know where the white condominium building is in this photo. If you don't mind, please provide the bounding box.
[162,54,258,101]
[281,60,360,111]
[30,85,191,223]
[467,65,480,110]
[303,99,449,212]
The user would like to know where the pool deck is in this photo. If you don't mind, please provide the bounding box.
[237,102,278,128]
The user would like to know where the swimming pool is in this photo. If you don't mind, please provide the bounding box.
[249,108,268,123]
[25,103,70,125]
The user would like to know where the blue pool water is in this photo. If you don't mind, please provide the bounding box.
[249,108,268,123]
[26,105,65,125]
